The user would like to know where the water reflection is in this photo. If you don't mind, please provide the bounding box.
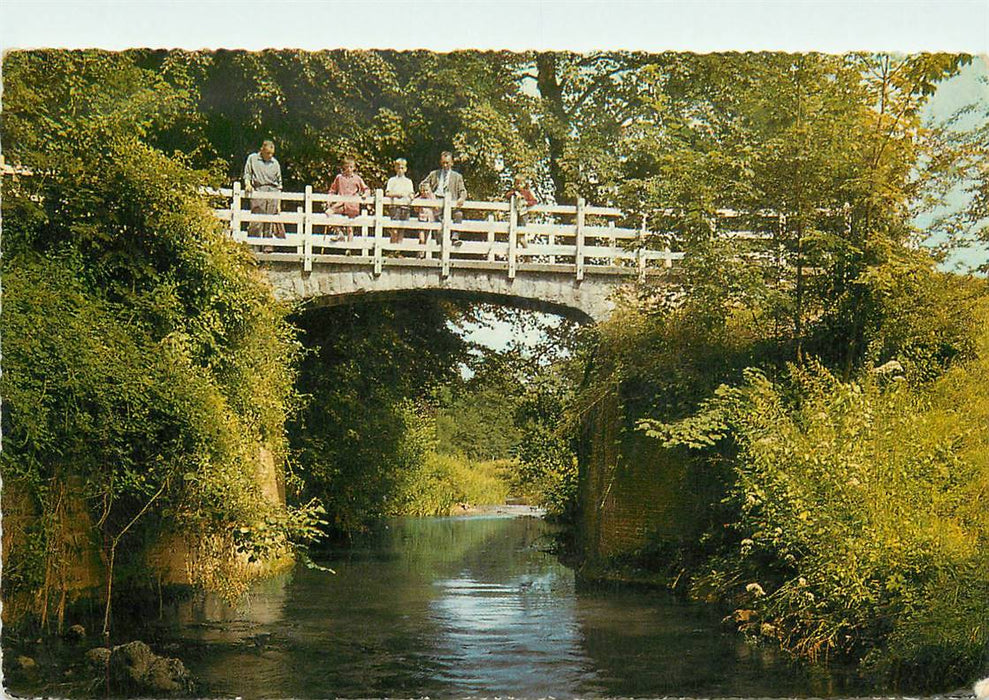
[427,515,598,695]
[574,586,828,697]
[146,511,869,698]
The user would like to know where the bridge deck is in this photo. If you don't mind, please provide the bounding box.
[208,185,679,281]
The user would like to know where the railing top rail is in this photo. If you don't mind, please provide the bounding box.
[204,186,847,221]
[205,185,631,217]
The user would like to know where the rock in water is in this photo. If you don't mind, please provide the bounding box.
[974,677,989,700]
[109,640,193,695]
[145,656,194,693]
[109,641,154,688]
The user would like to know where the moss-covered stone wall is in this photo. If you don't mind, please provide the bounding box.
[576,383,718,576]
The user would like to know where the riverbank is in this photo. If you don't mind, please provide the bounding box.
[2,624,199,698]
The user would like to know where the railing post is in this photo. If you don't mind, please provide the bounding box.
[508,195,518,279]
[361,195,370,257]
[373,189,384,275]
[426,211,435,261]
[638,213,647,282]
[231,181,243,239]
[608,220,617,268]
[778,212,787,273]
[441,196,452,278]
[575,196,586,281]
[303,185,313,272]
[487,214,496,262]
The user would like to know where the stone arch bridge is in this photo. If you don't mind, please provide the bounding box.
[210,184,682,323]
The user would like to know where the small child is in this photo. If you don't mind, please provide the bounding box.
[327,157,369,243]
[385,157,415,246]
[416,182,437,255]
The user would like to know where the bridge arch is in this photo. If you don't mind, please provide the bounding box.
[263,261,630,323]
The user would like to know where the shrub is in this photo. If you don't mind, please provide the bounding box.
[644,351,989,686]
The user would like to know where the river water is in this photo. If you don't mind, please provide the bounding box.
[149,509,886,698]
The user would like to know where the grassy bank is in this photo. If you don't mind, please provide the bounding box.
[675,357,989,686]
[388,453,513,517]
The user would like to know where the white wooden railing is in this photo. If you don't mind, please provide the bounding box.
[207,184,679,281]
[2,165,844,281]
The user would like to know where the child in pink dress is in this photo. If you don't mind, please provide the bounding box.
[506,175,538,248]
[328,157,370,242]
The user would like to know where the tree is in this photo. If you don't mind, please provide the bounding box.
[2,49,309,628]
[127,49,541,198]
[921,74,989,274]
[616,52,971,371]
[532,51,670,203]
[288,299,472,536]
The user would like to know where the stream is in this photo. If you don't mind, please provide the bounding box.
[138,508,889,697]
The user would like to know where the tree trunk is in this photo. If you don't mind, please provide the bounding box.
[536,54,570,203]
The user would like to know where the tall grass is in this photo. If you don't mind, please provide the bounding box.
[387,452,512,516]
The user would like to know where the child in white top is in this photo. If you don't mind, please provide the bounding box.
[385,158,415,246]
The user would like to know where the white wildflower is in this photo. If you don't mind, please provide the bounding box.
[745,582,765,597]
[872,360,903,375]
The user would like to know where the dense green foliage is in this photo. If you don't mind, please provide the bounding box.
[392,451,512,517]
[725,354,987,684]
[566,52,989,688]
[617,54,972,364]
[924,75,989,273]
[1,51,315,628]
[637,299,989,684]
[131,49,544,196]
[288,300,470,534]
[434,355,525,462]
[509,365,581,522]
[594,266,989,688]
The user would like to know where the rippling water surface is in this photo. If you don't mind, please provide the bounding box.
[148,510,879,698]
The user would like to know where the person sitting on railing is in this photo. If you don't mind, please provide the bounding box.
[420,151,467,246]
[243,139,286,253]
[385,157,414,252]
[506,174,538,248]
[327,156,370,243]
